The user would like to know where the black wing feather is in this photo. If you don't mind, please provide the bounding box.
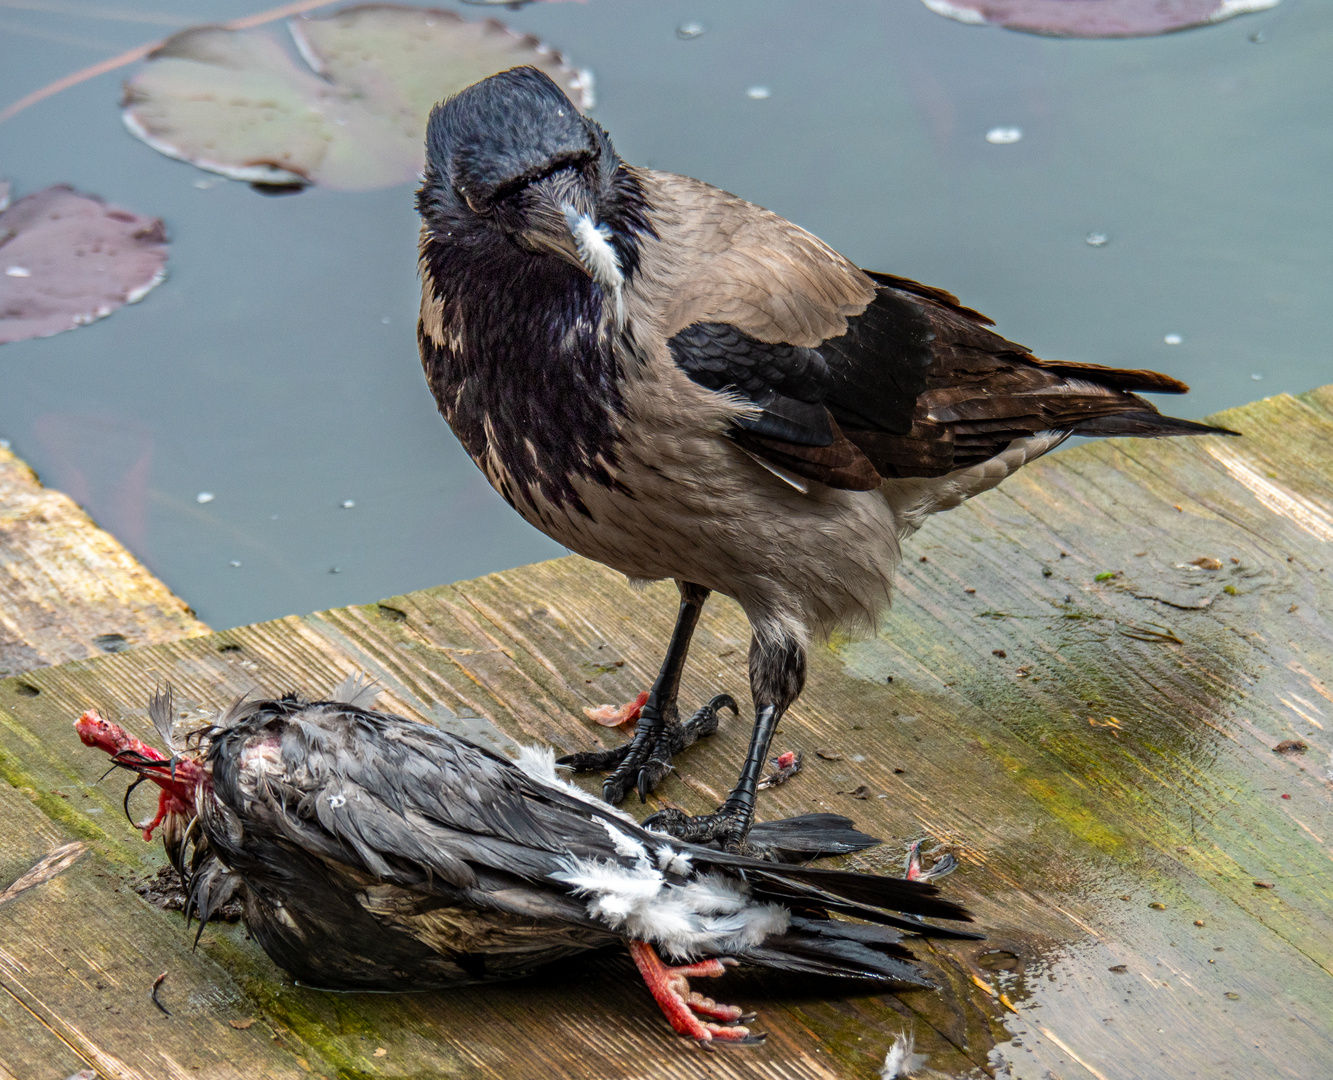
[669,274,1234,489]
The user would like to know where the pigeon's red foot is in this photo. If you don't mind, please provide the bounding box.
[627,940,764,1045]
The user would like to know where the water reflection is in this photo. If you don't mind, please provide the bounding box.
[0,0,1325,630]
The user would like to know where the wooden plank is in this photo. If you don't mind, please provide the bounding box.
[0,388,1329,1078]
[0,444,209,678]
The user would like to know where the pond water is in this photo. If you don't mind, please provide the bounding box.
[0,0,1327,630]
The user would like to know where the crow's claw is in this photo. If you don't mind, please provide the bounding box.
[555,742,632,772]
[559,694,737,805]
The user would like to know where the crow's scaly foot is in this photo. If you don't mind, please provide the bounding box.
[557,694,738,804]
[641,801,756,854]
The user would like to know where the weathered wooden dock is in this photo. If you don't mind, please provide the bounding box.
[0,387,1330,1080]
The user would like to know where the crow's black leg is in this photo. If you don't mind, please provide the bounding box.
[557,582,737,804]
[643,633,806,852]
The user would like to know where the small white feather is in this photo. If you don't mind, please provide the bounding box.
[514,743,561,784]
[562,205,624,325]
[551,855,788,956]
[328,671,380,707]
[881,1031,928,1079]
[600,819,651,864]
[655,844,693,876]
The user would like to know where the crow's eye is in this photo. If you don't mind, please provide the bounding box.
[455,185,488,215]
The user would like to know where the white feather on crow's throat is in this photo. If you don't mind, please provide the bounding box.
[75,684,975,1044]
[414,66,1239,850]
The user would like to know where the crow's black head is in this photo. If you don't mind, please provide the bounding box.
[417,67,650,291]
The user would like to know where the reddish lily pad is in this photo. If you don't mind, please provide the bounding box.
[0,184,168,345]
[121,4,593,193]
[917,0,1278,38]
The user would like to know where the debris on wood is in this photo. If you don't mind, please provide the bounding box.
[814,749,843,761]
[584,690,648,727]
[229,1017,256,1030]
[1273,740,1307,754]
[1120,622,1183,644]
[757,750,803,789]
[838,784,871,799]
[0,841,87,906]
[136,863,249,919]
[904,839,957,883]
[1253,881,1275,889]
[151,970,170,1016]
[1190,556,1224,570]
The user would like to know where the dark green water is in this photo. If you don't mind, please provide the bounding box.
[0,0,1327,630]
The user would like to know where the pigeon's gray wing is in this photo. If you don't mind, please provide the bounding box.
[206,701,642,897]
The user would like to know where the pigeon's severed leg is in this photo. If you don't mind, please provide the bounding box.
[905,839,958,883]
[559,582,738,803]
[627,941,763,1045]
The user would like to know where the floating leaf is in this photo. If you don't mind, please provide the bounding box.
[917,0,1278,38]
[121,4,593,193]
[0,184,167,345]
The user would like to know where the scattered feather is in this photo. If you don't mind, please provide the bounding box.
[328,671,380,708]
[881,1030,928,1078]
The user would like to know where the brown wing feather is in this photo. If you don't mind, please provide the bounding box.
[638,170,877,347]
[642,175,1233,490]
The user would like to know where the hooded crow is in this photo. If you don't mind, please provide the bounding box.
[414,66,1237,849]
[75,680,975,1044]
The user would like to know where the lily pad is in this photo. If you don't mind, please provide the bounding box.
[917,0,1278,38]
[121,4,593,193]
[0,184,168,345]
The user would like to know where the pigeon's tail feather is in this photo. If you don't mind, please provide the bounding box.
[745,813,881,862]
[739,915,931,985]
[738,861,973,924]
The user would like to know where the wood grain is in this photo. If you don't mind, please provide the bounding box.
[0,444,208,679]
[0,388,1330,1078]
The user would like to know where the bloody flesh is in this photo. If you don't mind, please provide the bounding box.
[74,710,200,840]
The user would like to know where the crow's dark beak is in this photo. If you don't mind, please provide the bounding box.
[513,171,595,274]
[513,172,625,322]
